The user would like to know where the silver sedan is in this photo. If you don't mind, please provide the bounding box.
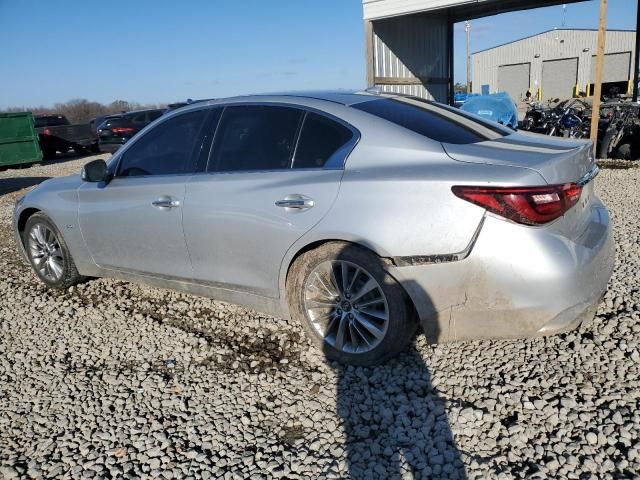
[13,92,614,365]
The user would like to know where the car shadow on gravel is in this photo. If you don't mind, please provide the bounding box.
[0,176,51,196]
[325,245,466,479]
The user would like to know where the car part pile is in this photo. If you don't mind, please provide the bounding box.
[522,98,640,160]
[598,103,640,160]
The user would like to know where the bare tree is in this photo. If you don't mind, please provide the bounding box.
[0,98,168,124]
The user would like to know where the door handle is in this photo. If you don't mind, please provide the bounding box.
[275,195,314,210]
[152,197,180,209]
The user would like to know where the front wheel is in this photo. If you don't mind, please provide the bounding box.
[23,213,83,289]
[287,242,416,365]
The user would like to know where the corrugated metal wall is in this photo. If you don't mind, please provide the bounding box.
[472,29,636,98]
[372,13,449,101]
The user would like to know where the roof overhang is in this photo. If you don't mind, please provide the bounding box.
[363,0,590,22]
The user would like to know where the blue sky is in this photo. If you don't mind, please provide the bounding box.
[0,0,636,108]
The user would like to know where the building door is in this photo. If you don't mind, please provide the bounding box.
[591,52,632,83]
[498,63,530,101]
[542,58,578,101]
[589,52,632,97]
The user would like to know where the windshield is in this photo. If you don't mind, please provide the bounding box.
[352,96,511,144]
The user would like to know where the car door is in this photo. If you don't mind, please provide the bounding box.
[183,105,358,298]
[78,108,211,279]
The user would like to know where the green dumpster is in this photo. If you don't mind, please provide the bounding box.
[0,112,43,167]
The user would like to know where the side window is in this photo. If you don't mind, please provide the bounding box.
[210,106,302,172]
[132,113,147,124]
[148,110,163,122]
[293,113,354,168]
[117,110,209,177]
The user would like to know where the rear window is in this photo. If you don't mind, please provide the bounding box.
[34,116,69,128]
[352,97,510,144]
[101,117,134,130]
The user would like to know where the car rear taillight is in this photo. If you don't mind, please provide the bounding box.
[452,183,583,226]
[111,127,135,134]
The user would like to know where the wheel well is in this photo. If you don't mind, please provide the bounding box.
[284,239,420,324]
[17,208,41,236]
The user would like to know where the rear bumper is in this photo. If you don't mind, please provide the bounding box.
[390,201,615,343]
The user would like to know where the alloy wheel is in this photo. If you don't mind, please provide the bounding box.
[303,260,389,354]
[28,224,64,282]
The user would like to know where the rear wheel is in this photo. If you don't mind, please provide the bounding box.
[42,148,56,160]
[23,213,83,289]
[287,242,416,365]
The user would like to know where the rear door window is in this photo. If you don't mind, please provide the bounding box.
[352,97,510,144]
[117,109,209,177]
[209,105,302,172]
[293,112,354,168]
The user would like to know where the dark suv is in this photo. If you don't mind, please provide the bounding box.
[97,109,164,153]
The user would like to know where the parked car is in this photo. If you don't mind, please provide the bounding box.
[97,108,165,153]
[166,99,214,111]
[90,113,123,137]
[13,92,614,365]
[34,114,97,159]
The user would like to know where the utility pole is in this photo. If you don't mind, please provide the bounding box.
[465,21,471,93]
[590,0,608,154]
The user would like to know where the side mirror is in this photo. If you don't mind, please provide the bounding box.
[81,159,109,183]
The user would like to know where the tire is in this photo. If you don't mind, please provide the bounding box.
[22,213,83,289]
[42,148,56,160]
[598,128,618,159]
[287,242,416,365]
[614,140,639,161]
[74,145,86,155]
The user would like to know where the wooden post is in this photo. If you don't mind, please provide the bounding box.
[365,20,375,88]
[465,21,471,94]
[448,13,455,106]
[633,0,640,102]
[590,0,608,155]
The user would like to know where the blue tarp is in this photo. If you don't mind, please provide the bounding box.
[460,92,518,130]
[453,92,479,107]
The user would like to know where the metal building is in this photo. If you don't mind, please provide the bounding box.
[472,29,636,101]
[362,0,640,104]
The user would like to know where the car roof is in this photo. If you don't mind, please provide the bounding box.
[124,108,164,115]
[246,90,385,106]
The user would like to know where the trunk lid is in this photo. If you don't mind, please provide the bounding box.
[442,132,595,185]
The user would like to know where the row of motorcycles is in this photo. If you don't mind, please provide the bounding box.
[521,97,640,160]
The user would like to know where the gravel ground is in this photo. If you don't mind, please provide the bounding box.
[0,155,639,480]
